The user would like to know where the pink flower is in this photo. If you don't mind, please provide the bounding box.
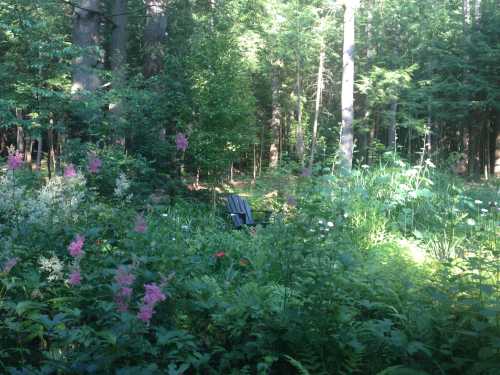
[64,164,77,178]
[137,283,167,324]
[134,213,147,233]
[120,287,133,297]
[115,266,135,286]
[175,133,188,152]
[88,154,102,174]
[68,235,85,257]
[143,283,166,305]
[137,304,154,323]
[68,269,81,286]
[116,298,129,313]
[3,257,18,273]
[7,151,23,171]
[214,251,226,258]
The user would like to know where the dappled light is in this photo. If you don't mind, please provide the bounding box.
[1,0,499,374]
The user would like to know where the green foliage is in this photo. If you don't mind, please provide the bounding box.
[0,163,498,373]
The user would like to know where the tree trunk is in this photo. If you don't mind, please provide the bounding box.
[26,135,33,169]
[269,67,281,168]
[309,34,325,170]
[35,134,43,171]
[110,0,128,146]
[339,1,357,172]
[295,62,304,164]
[494,115,500,178]
[143,0,167,78]
[387,101,398,151]
[71,0,101,94]
[360,0,374,165]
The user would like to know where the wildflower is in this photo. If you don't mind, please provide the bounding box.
[137,304,154,323]
[286,195,297,207]
[115,266,135,287]
[466,218,476,226]
[175,133,188,152]
[39,255,64,281]
[114,173,131,198]
[480,208,488,214]
[425,159,436,168]
[64,164,77,178]
[327,221,334,228]
[3,257,18,273]
[114,266,135,312]
[214,251,226,258]
[474,200,483,205]
[143,283,166,305]
[68,269,81,286]
[7,151,23,171]
[137,283,166,324]
[88,154,102,174]
[134,213,147,233]
[68,235,85,257]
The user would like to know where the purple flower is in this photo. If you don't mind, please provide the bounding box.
[143,283,166,305]
[134,213,147,233]
[137,304,154,323]
[175,133,188,152]
[88,154,102,174]
[7,151,23,171]
[68,269,81,286]
[137,283,167,324]
[64,164,77,178]
[68,235,85,257]
[3,257,18,273]
[115,266,135,287]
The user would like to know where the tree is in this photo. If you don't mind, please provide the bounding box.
[143,0,167,78]
[72,0,101,94]
[338,0,358,172]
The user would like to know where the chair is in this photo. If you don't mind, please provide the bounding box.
[226,194,271,229]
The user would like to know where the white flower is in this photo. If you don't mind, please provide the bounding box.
[181,225,189,230]
[361,164,369,169]
[425,159,436,168]
[480,208,488,214]
[114,173,131,198]
[327,221,334,227]
[474,200,483,205]
[38,255,64,282]
[318,220,324,225]
[466,218,476,226]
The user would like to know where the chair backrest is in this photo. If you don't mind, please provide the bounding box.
[226,195,255,228]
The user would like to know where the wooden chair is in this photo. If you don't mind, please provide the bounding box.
[226,194,271,229]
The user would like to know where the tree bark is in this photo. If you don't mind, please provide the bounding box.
[295,62,304,164]
[360,2,374,165]
[494,115,500,177]
[387,101,398,151]
[143,0,167,78]
[71,0,101,94]
[35,134,43,171]
[269,66,281,168]
[339,1,357,172]
[110,0,128,146]
[309,33,325,170]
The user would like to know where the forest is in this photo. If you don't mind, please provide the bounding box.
[0,0,499,374]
